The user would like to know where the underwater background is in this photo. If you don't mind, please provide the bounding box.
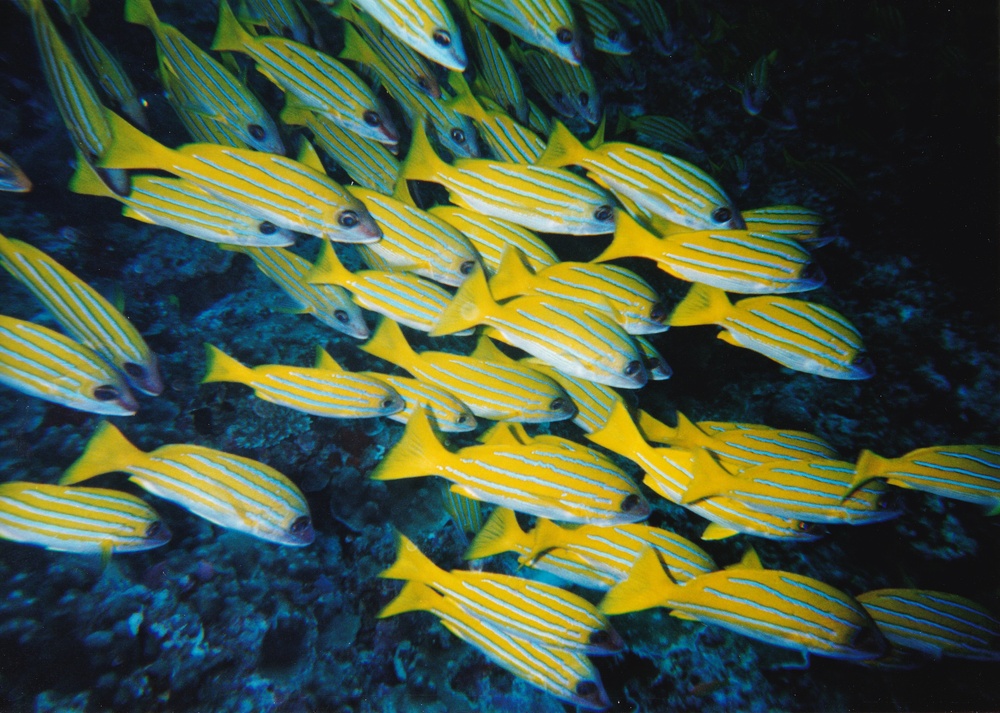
[0,0,998,711]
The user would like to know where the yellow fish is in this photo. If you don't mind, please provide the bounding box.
[61,422,314,546]
[432,266,648,389]
[348,0,467,70]
[470,0,582,65]
[669,283,874,380]
[602,547,887,661]
[0,314,138,415]
[201,344,405,420]
[97,111,381,243]
[372,407,650,525]
[0,482,169,559]
[851,446,1000,514]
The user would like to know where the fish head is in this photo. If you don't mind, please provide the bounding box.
[844,351,876,380]
[122,354,164,396]
[797,261,827,290]
[90,380,141,415]
[550,26,584,66]
[619,491,651,522]
[569,677,610,711]
[333,200,383,242]
[425,24,468,72]
[286,515,316,546]
[143,518,173,548]
[588,625,625,654]
[707,202,746,231]
[848,622,889,660]
[433,118,480,159]
[243,120,286,155]
[363,100,400,147]
[314,295,370,339]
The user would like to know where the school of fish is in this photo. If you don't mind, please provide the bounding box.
[1,0,997,708]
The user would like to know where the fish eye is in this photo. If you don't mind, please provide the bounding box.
[550,397,567,412]
[248,124,266,141]
[381,397,397,409]
[259,221,278,235]
[93,385,120,401]
[594,205,614,222]
[433,29,451,47]
[339,211,360,228]
[457,414,471,424]
[711,206,733,224]
[334,309,349,324]
[459,260,475,275]
[363,110,382,127]
[621,494,641,512]
[623,360,642,376]
[450,128,466,144]
[146,521,165,538]
[290,516,314,540]
[576,680,599,697]
[417,76,431,91]
[851,351,870,366]
[556,28,573,45]
[579,91,590,106]
[650,303,667,322]
[123,362,146,379]
[589,629,610,646]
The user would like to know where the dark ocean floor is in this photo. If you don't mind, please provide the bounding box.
[0,1,998,711]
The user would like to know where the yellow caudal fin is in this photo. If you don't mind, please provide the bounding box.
[843,449,889,500]
[201,343,256,385]
[295,137,325,173]
[444,71,486,122]
[60,422,147,484]
[124,0,159,30]
[535,120,588,169]
[338,22,378,66]
[394,118,451,193]
[673,411,710,448]
[463,506,527,560]
[379,531,446,584]
[592,209,661,264]
[98,109,175,171]
[599,547,674,615]
[279,93,312,127]
[369,406,452,481]
[378,580,443,618]
[468,334,514,364]
[211,0,253,53]
[358,317,420,371]
[524,517,571,565]
[668,283,732,327]
[701,522,739,541]
[585,113,607,150]
[477,422,528,447]
[307,240,352,287]
[313,346,344,371]
[428,265,495,337]
[68,150,117,199]
[679,448,733,505]
[636,409,678,444]
[587,401,646,459]
[487,247,537,301]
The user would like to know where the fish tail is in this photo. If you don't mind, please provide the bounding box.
[68,151,116,199]
[636,409,678,444]
[428,266,494,337]
[487,247,535,301]
[378,580,441,618]
[313,346,344,371]
[359,317,419,371]
[210,0,252,54]
[468,334,513,364]
[201,343,255,385]
[295,137,324,173]
[379,531,443,584]
[599,547,673,615]
[668,283,731,327]
[443,72,484,121]
[463,507,526,560]
[98,110,174,171]
[279,93,312,127]
[592,210,657,263]
[307,241,351,287]
[525,517,569,565]
[700,522,739,541]
[369,407,449,481]
[338,22,376,66]
[844,449,889,500]
[535,120,588,168]
[393,118,449,194]
[60,422,145,484]
[679,448,732,505]
[587,401,645,457]
[124,0,159,30]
